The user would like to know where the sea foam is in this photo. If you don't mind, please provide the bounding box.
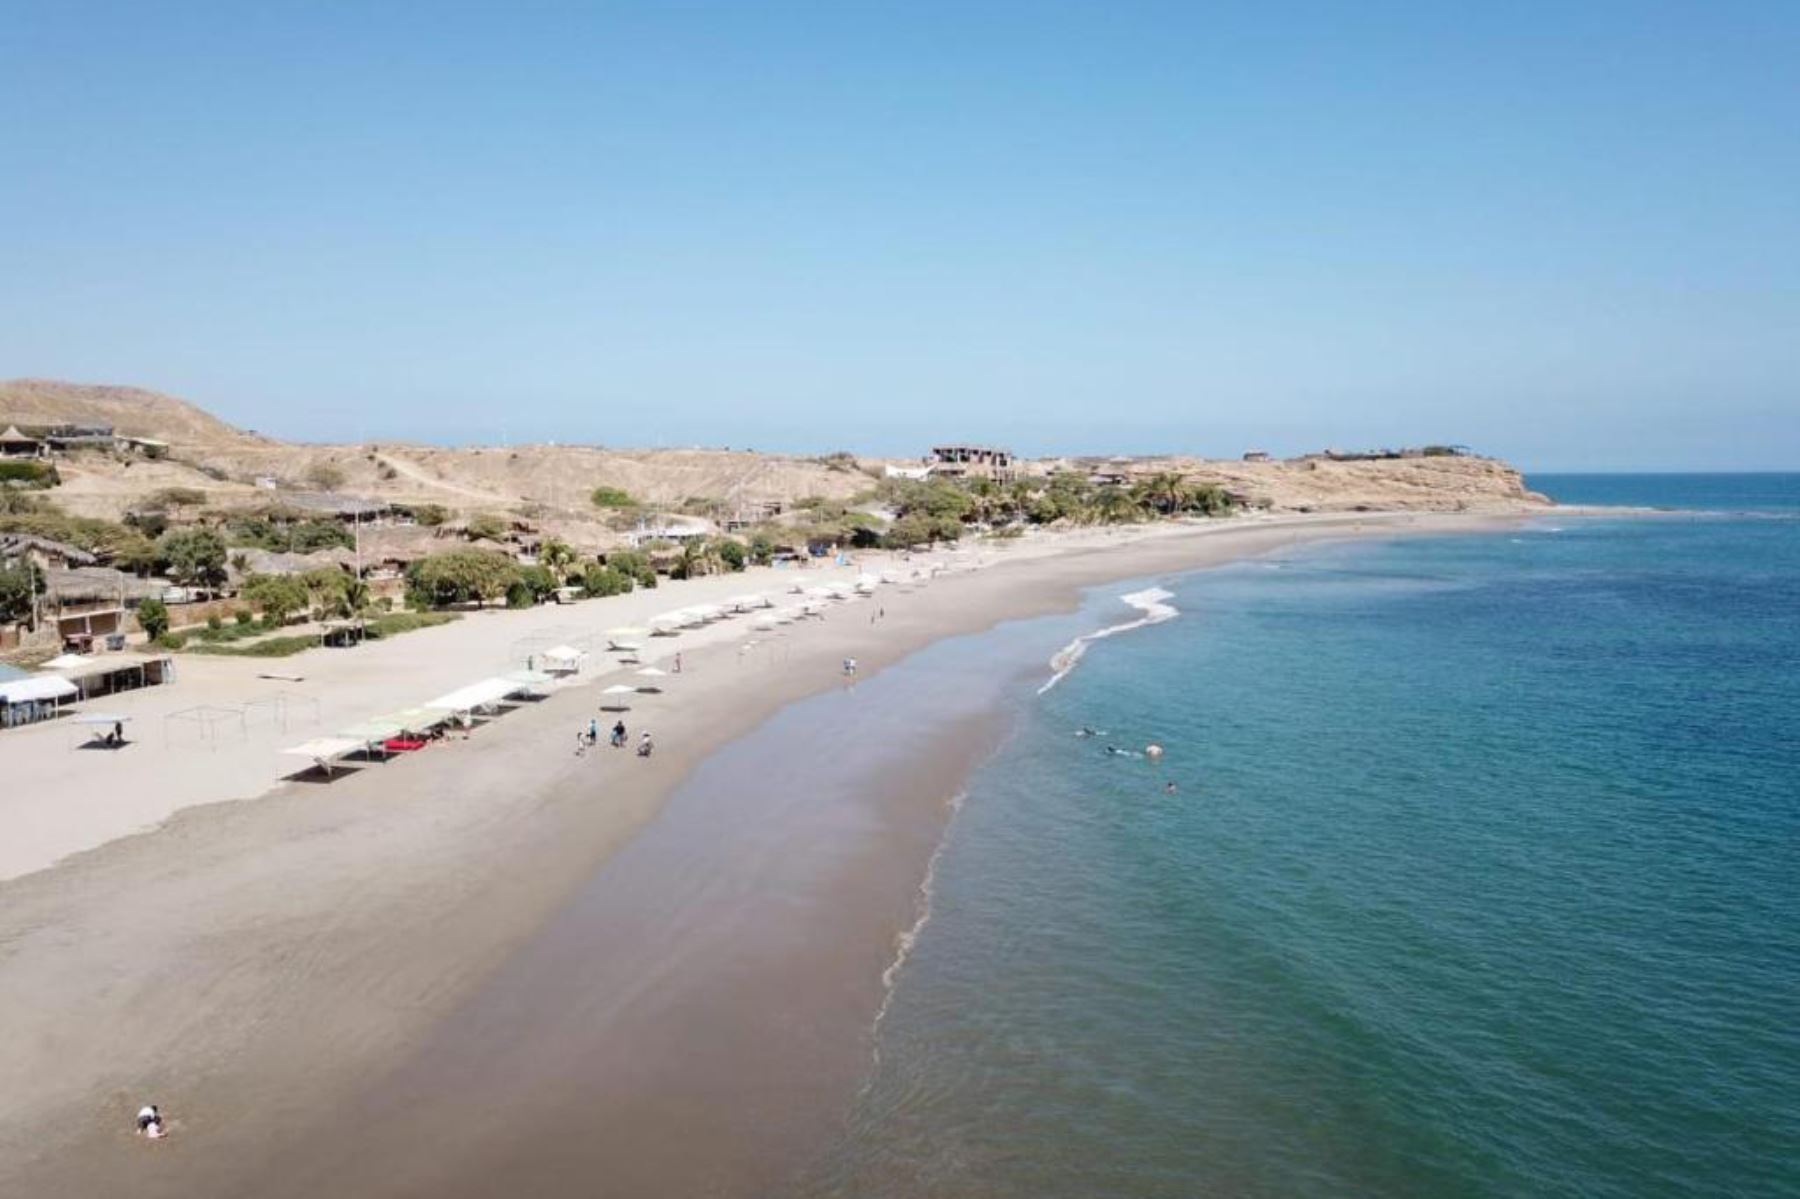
[1038,586,1178,694]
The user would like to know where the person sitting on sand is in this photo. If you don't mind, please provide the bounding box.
[637,731,654,758]
[136,1104,164,1138]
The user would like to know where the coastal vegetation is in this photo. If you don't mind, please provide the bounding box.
[0,460,60,488]
[404,547,520,608]
[590,485,637,509]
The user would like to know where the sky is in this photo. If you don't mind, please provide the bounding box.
[3,2,1796,469]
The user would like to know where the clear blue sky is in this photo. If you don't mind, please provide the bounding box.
[4,2,1796,468]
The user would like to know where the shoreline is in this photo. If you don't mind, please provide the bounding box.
[0,510,1538,1196]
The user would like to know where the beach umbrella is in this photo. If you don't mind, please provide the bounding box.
[635,667,668,678]
[599,684,638,711]
[606,626,650,640]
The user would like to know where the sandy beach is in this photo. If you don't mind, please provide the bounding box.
[0,511,1527,1196]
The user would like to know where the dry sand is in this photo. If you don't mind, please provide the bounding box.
[0,511,1530,1196]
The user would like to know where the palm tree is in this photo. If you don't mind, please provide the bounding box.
[539,537,578,580]
[1133,471,1191,517]
[1095,486,1148,525]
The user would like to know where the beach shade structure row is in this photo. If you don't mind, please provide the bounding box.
[424,677,520,715]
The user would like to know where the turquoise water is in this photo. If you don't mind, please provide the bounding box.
[803,476,1800,1198]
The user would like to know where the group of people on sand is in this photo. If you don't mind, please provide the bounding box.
[578,717,653,757]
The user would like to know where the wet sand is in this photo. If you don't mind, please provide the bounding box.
[0,513,1525,1197]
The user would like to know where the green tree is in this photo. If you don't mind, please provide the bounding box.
[887,513,940,548]
[158,528,228,591]
[135,594,169,640]
[747,530,777,565]
[409,503,449,526]
[538,538,578,579]
[580,563,633,597]
[240,574,311,625]
[518,564,559,602]
[604,549,658,589]
[405,548,521,608]
[1094,487,1147,525]
[716,539,746,572]
[1133,472,1191,516]
[0,561,44,624]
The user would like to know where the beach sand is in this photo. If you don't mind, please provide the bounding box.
[0,512,1526,1196]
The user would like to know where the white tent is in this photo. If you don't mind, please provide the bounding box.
[283,736,366,761]
[726,594,768,612]
[424,677,517,713]
[542,645,587,673]
[0,675,79,704]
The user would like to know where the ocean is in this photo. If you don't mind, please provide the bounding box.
[800,474,1800,1198]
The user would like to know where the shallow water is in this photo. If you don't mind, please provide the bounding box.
[801,475,1800,1198]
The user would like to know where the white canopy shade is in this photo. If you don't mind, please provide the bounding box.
[283,736,366,760]
[751,616,778,630]
[0,675,78,704]
[387,706,454,730]
[726,594,767,611]
[72,712,133,725]
[506,669,555,687]
[542,644,586,663]
[606,626,650,639]
[44,653,95,670]
[608,640,644,653]
[424,677,516,712]
[602,684,638,695]
[338,718,409,743]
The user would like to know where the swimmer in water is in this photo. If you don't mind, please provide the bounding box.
[1165,781,1178,794]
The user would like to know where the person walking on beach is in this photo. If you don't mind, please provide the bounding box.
[588,718,599,748]
[611,719,627,748]
[673,652,683,674]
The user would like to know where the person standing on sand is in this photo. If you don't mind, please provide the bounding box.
[673,652,682,674]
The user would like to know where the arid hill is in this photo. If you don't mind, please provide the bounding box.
[7,380,1549,530]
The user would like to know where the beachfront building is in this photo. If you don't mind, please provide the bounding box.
[41,423,119,452]
[1,533,95,574]
[43,567,158,652]
[0,425,47,458]
[1243,450,1272,462]
[928,445,1016,483]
